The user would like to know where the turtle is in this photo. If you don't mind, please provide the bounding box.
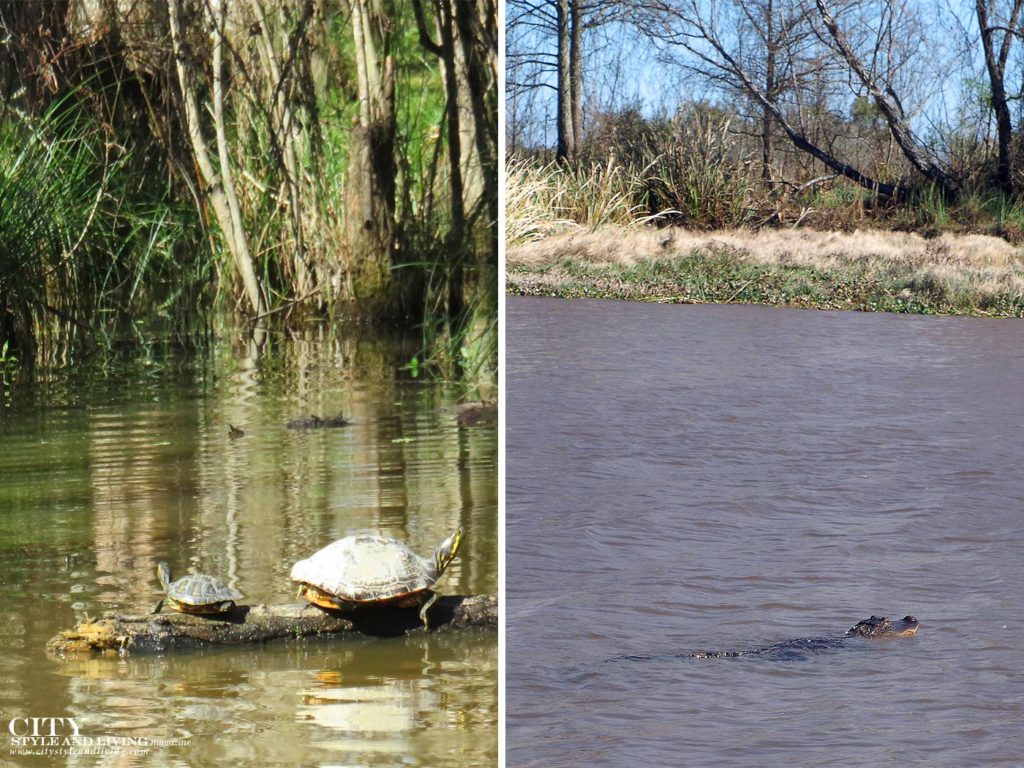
[154,561,243,615]
[290,529,463,629]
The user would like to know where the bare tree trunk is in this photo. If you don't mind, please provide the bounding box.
[412,0,496,245]
[814,0,959,196]
[555,0,575,162]
[439,0,466,320]
[453,0,498,231]
[569,0,583,160]
[412,0,496,381]
[168,0,266,316]
[454,0,498,384]
[248,0,315,295]
[976,0,1023,195]
[761,0,775,181]
[212,1,263,312]
[441,1,466,242]
[346,0,397,313]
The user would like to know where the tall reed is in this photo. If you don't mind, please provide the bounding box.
[641,116,756,228]
[0,102,199,362]
[505,155,654,244]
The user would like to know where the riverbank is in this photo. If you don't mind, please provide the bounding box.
[506,225,1024,316]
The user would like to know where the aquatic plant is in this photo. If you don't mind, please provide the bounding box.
[0,99,201,363]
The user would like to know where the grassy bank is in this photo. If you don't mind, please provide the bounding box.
[507,226,1024,316]
[505,125,1024,317]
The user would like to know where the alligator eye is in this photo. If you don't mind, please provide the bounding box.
[903,615,916,622]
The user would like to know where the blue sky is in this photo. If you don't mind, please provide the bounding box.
[506,0,1001,152]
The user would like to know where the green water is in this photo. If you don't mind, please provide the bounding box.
[0,327,497,767]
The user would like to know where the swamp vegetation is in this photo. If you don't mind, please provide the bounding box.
[0,0,496,385]
[507,1,1024,315]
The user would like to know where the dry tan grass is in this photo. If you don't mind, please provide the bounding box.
[504,156,672,246]
[508,224,1019,268]
[507,224,1024,302]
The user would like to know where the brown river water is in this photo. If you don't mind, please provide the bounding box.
[0,328,497,767]
[506,296,1024,767]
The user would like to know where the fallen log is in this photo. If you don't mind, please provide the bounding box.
[47,594,497,656]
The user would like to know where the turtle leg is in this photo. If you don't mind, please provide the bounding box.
[418,591,438,630]
[220,601,236,613]
[152,599,164,615]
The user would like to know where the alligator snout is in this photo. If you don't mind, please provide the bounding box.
[847,615,919,638]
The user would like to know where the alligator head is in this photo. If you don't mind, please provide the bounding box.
[846,615,919,638]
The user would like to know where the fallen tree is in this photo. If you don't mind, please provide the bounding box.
[47,594,497,656]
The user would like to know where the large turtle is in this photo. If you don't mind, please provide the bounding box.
[290,529,462,629]
[154,562,243,615]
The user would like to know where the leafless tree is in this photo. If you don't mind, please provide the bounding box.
[812,0,959,195]
[413,0,498,319]
[505,0,557,151]
[344,0,397,312]
[637,0,906,196]
[728,0,818,180]
[506,0,581,159]
[168,0,267,316]
[506,0,628,160]
[635,0,966,197]
[975,0,1024,193]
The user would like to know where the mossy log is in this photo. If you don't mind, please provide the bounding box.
[47,594,497,656]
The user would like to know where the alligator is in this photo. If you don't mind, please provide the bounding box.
[616,615,919,663]
[456,400,497,427]
[285,414,350,430]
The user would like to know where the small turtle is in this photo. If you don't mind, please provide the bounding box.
[290,529,462,629]
[154,561,243,615]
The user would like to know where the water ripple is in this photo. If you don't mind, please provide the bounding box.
[508,298,1024,767]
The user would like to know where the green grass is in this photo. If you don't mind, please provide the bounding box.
[508,251,1024,317]
[0,101,202,362]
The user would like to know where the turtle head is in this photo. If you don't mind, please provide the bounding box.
[434,529,463,575]
[156,561,172,591]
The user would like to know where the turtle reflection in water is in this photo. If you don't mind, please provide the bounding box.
[617,615,919,662]
[291,529,462,629]
[153,562,243,615]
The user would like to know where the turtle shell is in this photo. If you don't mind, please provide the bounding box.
[167,573,243,607]
[290,535,440,604]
